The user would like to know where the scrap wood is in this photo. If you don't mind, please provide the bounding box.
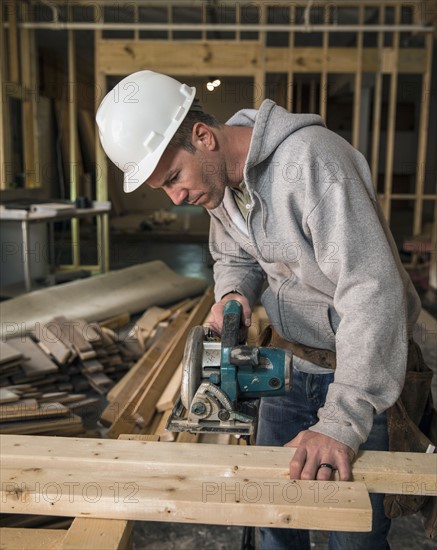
[0,402,70,423]
[50,317,96,361]
[6,337,58,378]
[37,329,73,365]
[154,409,176,442]
[102,312,190,425]
[135,306,172,333]
[0,388,20,404]
[156,362,182,412]
[0,341,23,365]
[131,287,214,429]
[0,399,39,413]
[104,310,187,436]
[99,312,131,330]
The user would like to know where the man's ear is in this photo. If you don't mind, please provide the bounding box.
[192,122,216,151]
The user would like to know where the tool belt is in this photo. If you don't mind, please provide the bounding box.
[260,326,336,370]
[261,327,436,539]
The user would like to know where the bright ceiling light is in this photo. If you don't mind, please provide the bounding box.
[206,77,221,92]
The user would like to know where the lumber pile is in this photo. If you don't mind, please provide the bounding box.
[100,288,215,439]
[0,317,142,437]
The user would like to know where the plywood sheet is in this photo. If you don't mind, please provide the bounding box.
[0,261,207,338]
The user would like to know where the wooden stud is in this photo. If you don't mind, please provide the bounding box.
[382,5,401,222]
[413,32,434,236]
[7,1,19,84]
[0,2,5,190]
[371,6,384,189]
[68,25,80,268]
[352,6,364,149]
[94,5,110,273]
[320,4,329,120]
[61,518,133,550]
[20,21,38,189]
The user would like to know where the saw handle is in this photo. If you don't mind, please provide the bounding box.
[221,300,243,348]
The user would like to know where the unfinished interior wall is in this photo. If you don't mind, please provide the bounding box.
[1,1,435,276]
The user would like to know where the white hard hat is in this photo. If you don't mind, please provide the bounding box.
[96,71,196,193]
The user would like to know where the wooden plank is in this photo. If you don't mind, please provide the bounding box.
[61,518,132,550]
[100,312,131,330]
[0,399,39,413]
[0,416,83,436]
[118,434,160,441]
[97,41,262,75]
[0,342,23,365]
[136,306,171,333]
[154,409,176,442]
[156,362,182,412]
[2,436,435,497]
[6,338,58,378]
[0,389,19,404]
[106,314,190,404]
[0,527,66,550]
[101,313,189,430]
[0,460,371,531]
[0,402,70,423]
[130,288,214,428]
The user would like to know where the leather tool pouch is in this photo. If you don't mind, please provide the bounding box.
[384,340,437,539]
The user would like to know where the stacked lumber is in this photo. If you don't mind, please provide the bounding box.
[38,316,142,394]
[0,318,142,437]
[100,288,214,439]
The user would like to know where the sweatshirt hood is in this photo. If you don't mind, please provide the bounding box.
[227,99,326,169]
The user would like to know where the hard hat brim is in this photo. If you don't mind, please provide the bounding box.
[123,137,170,193]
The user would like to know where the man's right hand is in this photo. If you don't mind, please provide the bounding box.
[206,293,252,338]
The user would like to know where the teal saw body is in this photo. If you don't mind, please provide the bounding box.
[168,300,292,435]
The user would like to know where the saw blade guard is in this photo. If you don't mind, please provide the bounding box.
[180,325,204,410]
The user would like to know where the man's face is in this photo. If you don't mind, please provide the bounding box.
[146,143,228,210]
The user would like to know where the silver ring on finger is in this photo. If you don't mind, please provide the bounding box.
[317,463,336,471]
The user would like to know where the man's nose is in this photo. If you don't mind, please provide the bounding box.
[166,188,187,206]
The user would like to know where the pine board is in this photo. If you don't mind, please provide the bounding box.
[1,463,371,531]
[0,527,66,550]
[1,435,435,495]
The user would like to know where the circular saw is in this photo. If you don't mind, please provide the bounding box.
[167,300,292,435]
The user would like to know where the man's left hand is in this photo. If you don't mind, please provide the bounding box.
[285,431,355,481]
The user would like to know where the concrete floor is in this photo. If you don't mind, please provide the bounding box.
[54,229,436,549]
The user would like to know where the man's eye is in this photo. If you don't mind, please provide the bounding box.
[169,173,179,184]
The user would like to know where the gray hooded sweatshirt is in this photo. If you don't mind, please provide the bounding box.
[209,99,421,453]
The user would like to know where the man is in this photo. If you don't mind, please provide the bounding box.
[97,70,422,549]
